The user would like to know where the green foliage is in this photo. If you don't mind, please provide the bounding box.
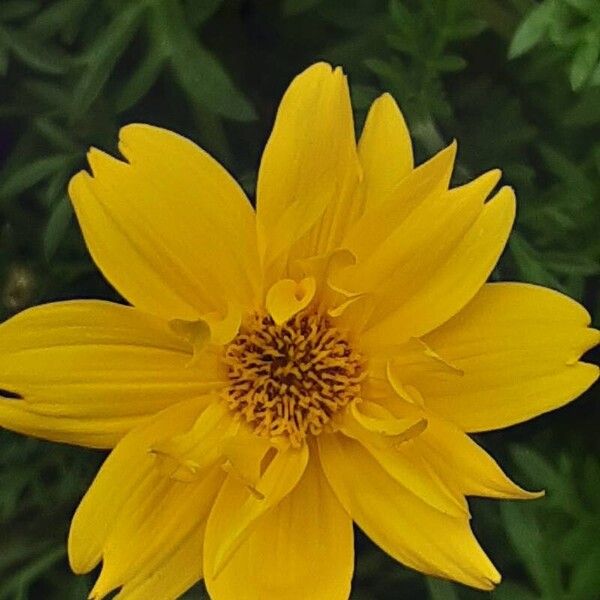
[509,0,600,91]
[0,432,99,599]
[0,0,598,598]
[496,446,600,600]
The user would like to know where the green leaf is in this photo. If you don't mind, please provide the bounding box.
[0,1,39,22]
[434,54,467,72]
[538,144,594,197]
[510,445,560,487]
[570,35,600,90]
[21,78,70,108]
[569,546,600,600]
[510,445,583,516]
[500,502,563,597]
[447,18,487,40]
[491,581,539,600]
[0,546,65,599]
[153,0,256,121]
[44,197,73,260]
[183,0,224,26]
[282,0,323,17]
[509,232,562,289]
[545,251,600,276]
[562,517,600,560]
[364,57,404,85]
[0,25,70,74]
[563,0,597,15]
[350,83,379,110]
[590,60,600,85]
[0,46,8,76]
[33,117,77,151]
[389,0,414,32]
[27,0,88,40]
[426,578,460,600]
[0,154,77,200]
[386,32,416,54]
[581,456,600,511]
[43,167,71,206]
[563,88,600,126]
[115,42,166,112]
[508,1,554,59]
[69,2,147,121]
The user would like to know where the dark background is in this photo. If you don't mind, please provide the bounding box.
[0,0,599,598]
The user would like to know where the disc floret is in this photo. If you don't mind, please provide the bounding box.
[223,311,364,446]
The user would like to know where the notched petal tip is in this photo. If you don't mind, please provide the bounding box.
[67,169,91,201]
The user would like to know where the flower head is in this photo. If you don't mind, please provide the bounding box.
[0,63,598,600]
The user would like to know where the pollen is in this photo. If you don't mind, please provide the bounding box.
[222,311,364,447]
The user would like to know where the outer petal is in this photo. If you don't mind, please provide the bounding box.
[341,141,458,263]
[360,185,515,344]
[256,62,361,270]
[114,525,205,600]
[357,93,413,211]
[319,433,501,591]
[337,401,464,516]
[0,301,225,448]
[151,401,234,481]
[366,437,469,516]
[205,452,353,600]
[69,124,260,320]
[419,283,600,432]
[69,398,209,574]
[416,416,542,499]
[90,467,223,599]
[204,444,309,578]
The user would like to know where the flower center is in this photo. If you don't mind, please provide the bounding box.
[222,311,364,447]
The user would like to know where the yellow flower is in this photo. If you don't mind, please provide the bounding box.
[0,62,598,599]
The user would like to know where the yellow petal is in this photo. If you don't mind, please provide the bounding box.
[361,184,515,345]
[357,93,413,211]
[342,141,458,262]
[319,433,501,590]
[266,277,316,325]
[202,304,243,346]
[256,62,360,270]
[68,398,208,574]
[338,403,465,516]
[168,318,211,367]
[204,443,309,579]
[418,282,600,431]
[340,400,426,443]
[205,453,353,600]
[291,248,358,312]
[0,301,224,448]
[90,467,223,599]
[340,407,468,515]
[416,416,543,499]
[151,401,234,481]
[114,524,205,600]
[220,423,272,489]
[69,124,260,321]
[374,336,463,378]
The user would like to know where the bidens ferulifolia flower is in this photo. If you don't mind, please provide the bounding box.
[0,63,598,600]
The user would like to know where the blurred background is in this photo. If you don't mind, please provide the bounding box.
[0,0,599,598]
